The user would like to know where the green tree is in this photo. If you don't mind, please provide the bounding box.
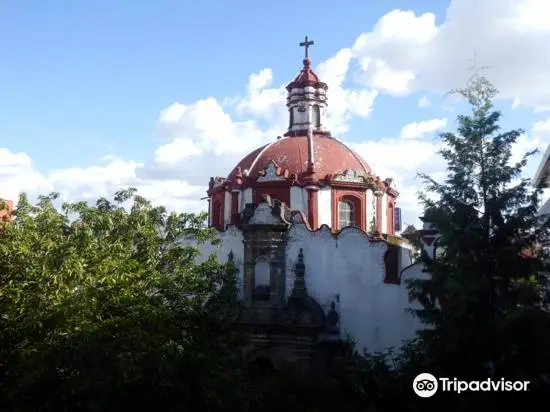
[407,75,550,395]
[0,189,249,412]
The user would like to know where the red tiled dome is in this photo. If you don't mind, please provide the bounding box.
[227,135,370,183]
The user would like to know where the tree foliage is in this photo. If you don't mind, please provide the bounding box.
[407,74,550,393]
[0,189,248,411]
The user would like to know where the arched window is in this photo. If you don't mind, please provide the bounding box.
[312,105,321,128]
[252,257,271,301]
[338,200,355,228]
[289,107,295,128]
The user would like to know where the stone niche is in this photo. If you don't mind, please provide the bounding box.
[234,196,347,373]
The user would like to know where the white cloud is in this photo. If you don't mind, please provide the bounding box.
[418,96,431,108]
[533,119,550,133]
[400,118,447,140]
[357,57,415,96]
[352,0,550,108]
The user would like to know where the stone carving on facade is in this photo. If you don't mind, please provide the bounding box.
[292,212,305,224]
[240,203,256,223]
[240,195,293,226]
[326,301,340,336]
[208,176,226,190]
[333,169,362,183]
[332,169,379,187]
[279,249,326,328]
[249,203,284,225]
[257,161,286,182]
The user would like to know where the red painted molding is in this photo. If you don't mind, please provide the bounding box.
[376,195,382,233]
[307,189,318,230]
[387,199,395,235]
[230,191,239,225]
[211,192,225,231]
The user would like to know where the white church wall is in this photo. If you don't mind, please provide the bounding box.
[180,226,245,299]
[290,187,307,215]
[317,187,332,227]
[232,190,241,214]
[365,190,372,229]
[399,242,413,270]
[242,188,252,210]
[380,193,388,233]
[224,191,231,226]
[286,224,420,353]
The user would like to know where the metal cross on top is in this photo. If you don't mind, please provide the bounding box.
[299,35,314,59]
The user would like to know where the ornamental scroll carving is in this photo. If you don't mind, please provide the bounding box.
[333,169,375,184]
[257,161,285,182]
[333,169,361,182]
[333,170,385,191]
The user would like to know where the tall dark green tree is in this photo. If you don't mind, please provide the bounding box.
[407,74,550,390]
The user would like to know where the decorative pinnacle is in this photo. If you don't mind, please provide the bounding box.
[291,248,307,298]
[295,248,305,277]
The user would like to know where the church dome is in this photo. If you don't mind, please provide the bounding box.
[227,135,370,184]
[207,36,399,236]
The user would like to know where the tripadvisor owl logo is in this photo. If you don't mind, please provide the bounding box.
[413,373,438,397]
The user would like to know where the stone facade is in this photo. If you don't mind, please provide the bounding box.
[234,196,346,371]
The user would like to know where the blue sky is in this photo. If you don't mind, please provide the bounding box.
[0,0,446,168]
[1,0,550,227]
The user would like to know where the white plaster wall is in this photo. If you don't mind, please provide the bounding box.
[365,190,372,229]
[288,87,328,132]
[380,193,387,234]
[286,224,420,353]
[317,187,332,227]
[399,242,413,271]
[180,226,245,299]
[224,191,231,226]
[232,190,241,215]
[242,188,252,211]
[290,187,307,215]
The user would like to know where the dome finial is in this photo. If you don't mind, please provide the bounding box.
[299,35,314,62]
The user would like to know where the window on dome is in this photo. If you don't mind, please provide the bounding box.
[289,107,294,128]
[338,200,355,229]
[312,105,321,128]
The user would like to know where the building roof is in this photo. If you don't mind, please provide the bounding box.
[285,58,328,91]
[227,135,371,184]
[224,38,372,188]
